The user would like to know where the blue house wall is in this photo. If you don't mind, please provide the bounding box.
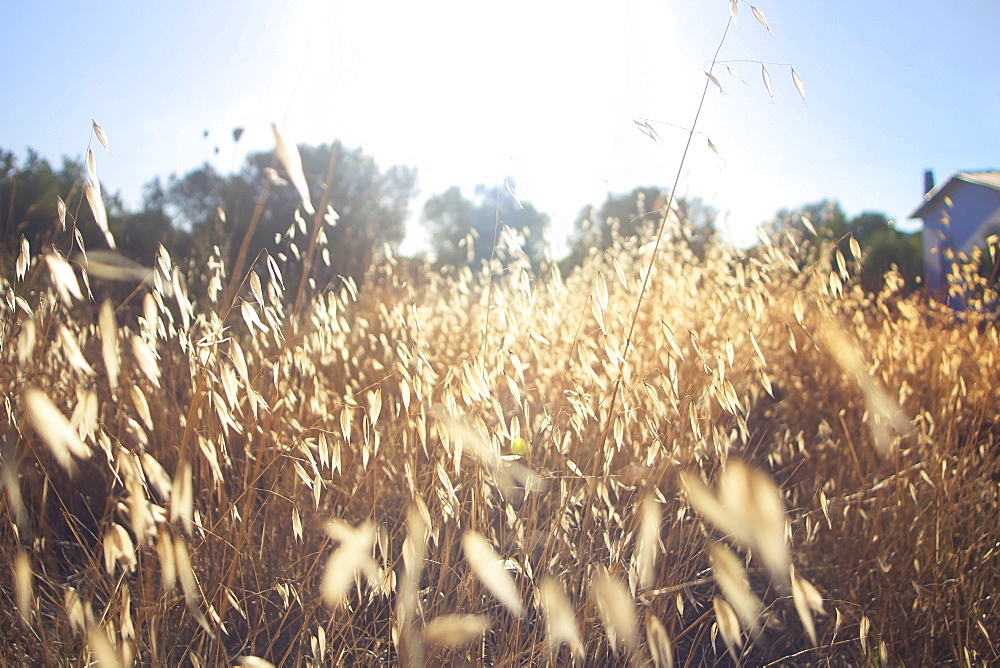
[911,172,1000,304]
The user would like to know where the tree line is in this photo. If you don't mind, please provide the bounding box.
[1,140,922,295]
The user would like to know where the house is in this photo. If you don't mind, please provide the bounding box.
[910,169,1000,304]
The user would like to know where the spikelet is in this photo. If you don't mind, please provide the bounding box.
[173,536,211,633]
[170,461,193,536]
[791,68,806,102]
[172,265,192,331]
[14,549,32,626]
[320,520,380,608]
[859,615,871,656]
[241,301,269,334]
[635,495,661,589]
[461,531,523,617]
[155,529,176,593]
[18,318,36,366]
[102,523,136,575]
[249,271,265,310]
[24,389,92,472]
[680,472,730,533]
[399,505,428,663]
[64,588,89,636]
[718,462,789,585]
[15,235,29,281]
[538,577,584,657]
[422,614,488,648]
[82,250,152,282]
[264,167,287,186]
[645,611,674,668]
[265,252,284,289]
[272,124,315,215]
[709,544,762,635]
[131,335,161,388]
[761,64,774,99]
[56,196,67,230]
[823,324,910,454]
[751,5,772,34]
[790,565,826,646]
[682,462,790,586]
[69,390,98,446]
[45,253,84,305]
[591,567,639,654]
[84,150,116,249]
[87,621,121,668]
[131,386,153,430]
[238,657,275,668]
[125,474,151,546]
[92,120,112,155]
[98,300,120,390]
[58,324,95,377]
[713,597,743,661]
[2,465,27,535]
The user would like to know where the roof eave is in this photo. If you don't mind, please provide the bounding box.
[910,172,957,220]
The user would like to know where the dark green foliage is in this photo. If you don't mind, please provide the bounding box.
[564,186,717,268]
[162,142,417,287]
[422,182,550,268]
[859,222,922,293]
[764,199,847,243]
[0,147,184,274]
[1,141,417,300]
[0,147,127,259]
[766,200,922,293]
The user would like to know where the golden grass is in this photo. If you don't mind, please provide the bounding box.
[1,208,998,666]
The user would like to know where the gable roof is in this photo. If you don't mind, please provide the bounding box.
[910,170,1000,219]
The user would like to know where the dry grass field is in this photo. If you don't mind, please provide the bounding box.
[1,199,998,666]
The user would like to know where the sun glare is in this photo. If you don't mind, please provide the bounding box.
[266,0,706,250]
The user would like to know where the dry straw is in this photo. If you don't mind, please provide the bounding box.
[4,154,996,663]
[1,6,996,665]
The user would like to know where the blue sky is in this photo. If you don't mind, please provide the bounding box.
[2,0,998,251]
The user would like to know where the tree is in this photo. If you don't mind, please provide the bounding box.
[422,182,550,268]
[0,147,133,263]
[161,163,254,277]
[860,222,922,293]
[564,186,718,268]
[759,199,847,272]
[421,186,474,266]
[763,199,847,243]
[159,141,418,287]
[763,201,921,293]
[0,148,63,254]
[116,177,189,265]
